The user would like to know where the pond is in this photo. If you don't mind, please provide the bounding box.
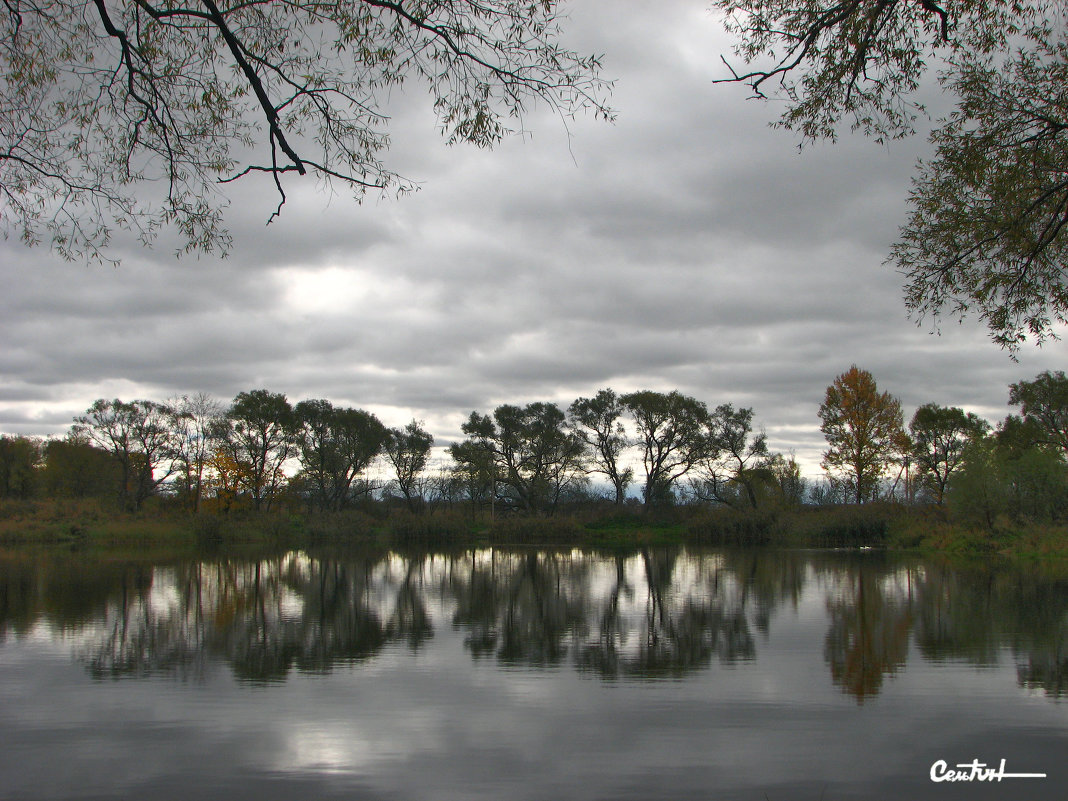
[1,546,1066,800]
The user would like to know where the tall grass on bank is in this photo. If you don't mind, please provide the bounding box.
[2,497,1067,559]
[686,503,907,549]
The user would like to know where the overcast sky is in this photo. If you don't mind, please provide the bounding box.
[1,0,1064,477]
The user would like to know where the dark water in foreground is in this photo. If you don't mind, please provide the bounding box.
[1,546,1066,800]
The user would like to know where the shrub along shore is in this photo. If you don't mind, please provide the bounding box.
[3,498,1066,562]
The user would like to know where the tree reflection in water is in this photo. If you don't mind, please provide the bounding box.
[822,559,914,702]
[385,555,434,650]
[575,548,757,678]
[1002,572,1068,697]
[448,549,589,666]
[1,548,1067,698]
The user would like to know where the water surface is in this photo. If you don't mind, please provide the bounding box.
[1,546,1065,799]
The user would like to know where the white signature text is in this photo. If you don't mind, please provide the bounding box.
[930,759,1046,783]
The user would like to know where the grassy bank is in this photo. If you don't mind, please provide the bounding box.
[2,498,1067,560]
[686,502,1068,560]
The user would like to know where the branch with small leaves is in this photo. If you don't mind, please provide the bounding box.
[0,0,612,261]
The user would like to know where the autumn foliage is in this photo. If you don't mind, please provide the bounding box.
[818,366,905,504]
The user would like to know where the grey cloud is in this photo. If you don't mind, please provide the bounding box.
[2,3,1066,473]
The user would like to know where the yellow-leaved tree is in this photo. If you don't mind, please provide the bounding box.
[818,366,904,504]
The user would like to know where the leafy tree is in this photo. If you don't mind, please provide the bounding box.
[895,42,1068,349]
[0,435,41,499]
[1008,371,1068,454]
[567,389,633,505]
[205,446,255,513]
[909,403,990,504]
[762,452,807,507]
[217,389,295,511]
[293,399,386,512]
[818,366,904,504]
[951,422,1068,528]
[447,438,497,513]
[949,434,1021,528]
[1002,446,1068,523]
[996,413,1048,457]
[690,404,770,509]
[452,402,586,516]
[644,475,680,508]
[40,435,122,499]
[1,0,611,262]
[73,398,180,509]
[491,401,586,516]
[714,0,1068,347]
[621,390,710,508]
[384,420,434,513]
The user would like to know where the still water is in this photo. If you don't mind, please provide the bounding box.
[1,546,1066,800]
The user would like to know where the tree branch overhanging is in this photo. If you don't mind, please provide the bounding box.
[0,0,612,260]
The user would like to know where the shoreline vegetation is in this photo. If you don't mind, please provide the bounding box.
[3,498,1067,563]
[3,371,1068,562]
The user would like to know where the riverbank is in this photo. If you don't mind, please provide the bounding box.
[3,498,1067,561]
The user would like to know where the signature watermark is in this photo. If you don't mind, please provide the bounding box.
[930,759,1047,783]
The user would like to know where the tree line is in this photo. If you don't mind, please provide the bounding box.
[0,391,432,515]
[0,388,798,516]
[816,366,1068,528]
[1,368,1067,528]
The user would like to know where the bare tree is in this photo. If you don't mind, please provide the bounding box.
[169,392,224,513]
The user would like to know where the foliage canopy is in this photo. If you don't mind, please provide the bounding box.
[73,397,180,509]
[454,402,586,515]
[567,389,632,506]
[714,0,1068,348]
[908,402,988,504]
[818,366,904,503]
[1008,370,1068,453]
[621,390,709,507]
[384,419,434,512]
[294,398,386,512]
